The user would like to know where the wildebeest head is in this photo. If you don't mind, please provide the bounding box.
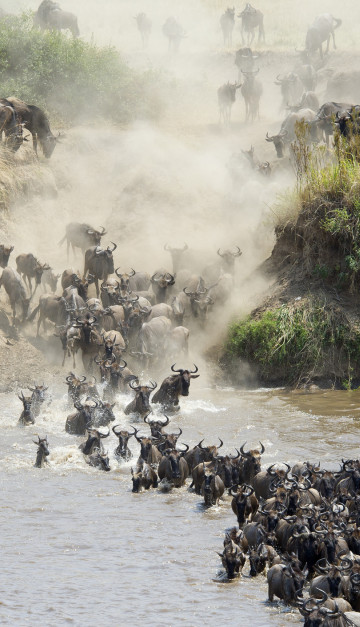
[249,543,267,576]
[18,391,34,423]
[65,373,87,401]
[28,383,48,405]
[0,244,14,268]
[81,427,110,455]
[218,539,244,579]
[266,130,288,158]
[240,441,264,479]
[33,435,50,467]
[129,379,157,414]
[95,243,117,275]
[144,412,169,439]
[112,425,136,459]
[217,246,242,272]
[115,267,135,295]
[170,363,199,396]
[34,262,50,285]
[164,243,188,273]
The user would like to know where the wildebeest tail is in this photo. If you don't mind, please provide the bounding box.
[334,18,342,29]
[58,233,67,247]
[27,304,40,321]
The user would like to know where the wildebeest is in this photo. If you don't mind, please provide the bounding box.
[134,13,151,48]
[238,3,265,45]
[34,0,79,37]
[84,243,117,297]
[59,223,106,258]
[112,425,136,461]
[6,97,59,158]
[41,267,60,293]
[218,82,241,125]
[152,364,199,410]
[133,428,162,465]
[274,72,303,109]
[164,243,188,275]
[0,101,24,152]
[305,14,342,59]
[28,383,48,418]
[158,447,189,488]
[186,439,223,474]
[16,254,50,296]
[288,91,320,113]
[65,398,98,435]
[201,467,225,506]
[135,316,172,364]
[220,7,235,47]
[28,294,69,336]
[124,380,157,418]
[79,427,110,456]
[309,102,353,147]
[241,69,262,121]
[0,267,30,323]
[18,391,35,425]
[235,47,257,80]
[162,17,185,54]
[131,458,158,492]
[33,436,49,468]
[0,244,13,269]
[150,271,175,304]
[266,108,317,157]
[267,563,305,604]
[218,538,246,579]
[87,449,111,471]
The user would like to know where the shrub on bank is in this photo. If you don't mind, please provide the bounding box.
[0,13,162,124]
[226,296,360,388]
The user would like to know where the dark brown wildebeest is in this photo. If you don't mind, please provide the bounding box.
[241,69,263,121]
[112,425,136,461]
[0,244,13,268]
[124,380,157,418]
[134,13,152,48]
[65,398,98,435]
[218,82,242,125]
[218,538,246,579]
[72,316,103,371]
[220,7,235,47]
[144,413,170,439]
[0,267,30,323]
[133,427,162,465]
[33,436,50,468]
[79,427,110,456]
[238,3,265,46]
[267,563,305,604]
[201,466,225,506]
[64,372,88,404]
[18,391,35,425]
[238,442,265,485]
[186,438,223,474]
[16,253,49,295]
[305,14,342,59]
[34,0,79,37]
[152,364,199,410]
[230,484,259,525]
[84,243,117,297]
[6,97,59,158]
[158,446,190,488]
[59,224,107,259]
[131,458,158,492]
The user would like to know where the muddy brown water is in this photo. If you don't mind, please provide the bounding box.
[1,384,359,625]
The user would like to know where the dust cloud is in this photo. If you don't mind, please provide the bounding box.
[1,0,359,374]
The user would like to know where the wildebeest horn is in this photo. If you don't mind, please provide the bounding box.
[107,242,117,252]
[232,246,242,257]
[217,248,224,258]
[178,443,189,454]
[129,379,140,391]
[183,287,194,297]
[258,441,265,454]
[171,363,183,373]
[99,428,110,438]
[265,132,274,142]
[148,380,157,390]
[160,414,170,426]
[189,364,198,374]
[197,439,205,449]
[144,413,151,424]
[99,226,106,235]
[131,426,141,442]
[218,438,223,449]
[240,442,250,457]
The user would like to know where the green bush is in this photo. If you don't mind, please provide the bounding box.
[0,12,162,124]
[226,298,360,386]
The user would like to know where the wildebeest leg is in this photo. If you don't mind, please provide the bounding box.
[319,43,323,60]
[331,30,336,50]
[33,133,38,156]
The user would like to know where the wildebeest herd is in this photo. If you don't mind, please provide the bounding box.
[2,1,360,624]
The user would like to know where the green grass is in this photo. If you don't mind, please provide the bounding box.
[0,12,162,124]
[226,297,360,387]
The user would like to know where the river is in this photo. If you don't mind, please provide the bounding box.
[1,384,359,625]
